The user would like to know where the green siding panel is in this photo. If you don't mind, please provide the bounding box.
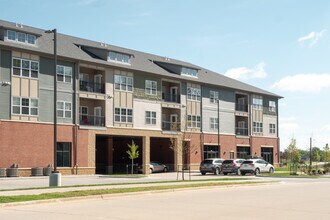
[0,49,11,119]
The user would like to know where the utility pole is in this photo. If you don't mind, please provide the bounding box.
[309,137,312,170]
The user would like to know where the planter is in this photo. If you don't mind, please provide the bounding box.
[31,167,43,176]
[0,168,6,177]
[7,168,18,177]
[43,167,53,176]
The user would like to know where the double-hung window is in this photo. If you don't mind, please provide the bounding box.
[7,30,37,45]
[187,115,201,128]
[210,117,218,130]
[145,80,157,95]
[12,97,38,116]
[145,111,156,125]
[210,91,219,103]
[12,58,39,78]
[187,87,201,101]
[57,142,71,167]
[57,101,72,118]
[57,65,72,83]
[114,75,133,92]
[253,122,263,133]
[115,107,133,123]
[252,97,263,110]
[269,101,276,112]
[108,51,131,64]
[269,123,276,134]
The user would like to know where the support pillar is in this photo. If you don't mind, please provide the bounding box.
[105,137,113,174]
[174,137,183,172]
[142,136,150,175]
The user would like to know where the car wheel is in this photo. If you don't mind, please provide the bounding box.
[149,168,153,174]
[163,167,168,172]
[214,168,220,175]
[223,172,228,175]
[269,167,274,173]
[201,172,206,175]
[241,172,246,176]
[255,168,260,175]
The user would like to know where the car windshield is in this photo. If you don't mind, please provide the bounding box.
[202,160,213,164]
[222,160,233,164]
[242,160,253,164]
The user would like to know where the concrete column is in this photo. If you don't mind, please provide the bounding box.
[142,136,150,175]
[88,132,96,168]
[106,137,113,174]
[174,137,183,171]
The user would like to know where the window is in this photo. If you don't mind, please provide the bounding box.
[108,51,131,64]
[114,75,133,92]
[145,80,157,95]
[210,117,218,130]
[145,111,156,125]
[253,122,263,133]
[80,106,88,115]
[269,123,276,134]
[252,97,263,110]
[6,30,36,45]
[115,107,133,123]
[181,67,198,77]
[57,142,71,167]
[187,115,201,128]
[269,101,276,112]
[57,101,72,118]
[204,145,219,159]
[187,87,201,101]
[57,65,72,83]
[12,97,38,116]
[210,91,219,103]
[12,58,39,78]
[237,146,250,159]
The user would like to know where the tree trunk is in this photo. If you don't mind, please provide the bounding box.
[131,159,134,174]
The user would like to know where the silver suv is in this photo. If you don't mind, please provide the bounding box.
[221,159,245,175]
[240,159,275,175]
[200,158,224,175]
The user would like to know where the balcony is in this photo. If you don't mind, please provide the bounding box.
[162,93,180,103]
[162,121,181,131]
[80,81,105,94]
[236,103,248,112]
[236,127,248,136]
[80,114,105,127]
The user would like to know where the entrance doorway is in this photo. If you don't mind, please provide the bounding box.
[261,147,273,164]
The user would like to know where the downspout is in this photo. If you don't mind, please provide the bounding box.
[277,99,280,165]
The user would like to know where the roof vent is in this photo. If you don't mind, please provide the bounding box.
[164,57,171,61]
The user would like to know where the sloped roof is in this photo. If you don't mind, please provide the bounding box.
[0,20,282,98]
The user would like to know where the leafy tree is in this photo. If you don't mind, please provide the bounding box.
[312,147,321,162]
[126,140,139,174]
[324,144,330,163]
[285,138,301,164]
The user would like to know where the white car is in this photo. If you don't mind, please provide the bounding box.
[240,159,274,175]
[138,161,168,174]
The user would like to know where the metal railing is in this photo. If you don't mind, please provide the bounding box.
[162,93,180,103]
[80,114,105,126]
[236,127,248,136]
[162,121,181,131]
[236,104,248,112]
[80,80,105,94]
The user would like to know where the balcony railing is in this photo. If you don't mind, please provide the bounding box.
[236,104,248,112]
[162,121,181,131]
[236,127,248,136]
[80,80,105,94]
[162,93,180,103]
[80,114,105,127]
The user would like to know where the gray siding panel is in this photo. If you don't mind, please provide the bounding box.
[0,49,11,119]
[219,89,235,110]
[39,57,54,89]
[39,89,54,122]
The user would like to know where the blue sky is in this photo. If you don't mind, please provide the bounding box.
[1,0,330,151]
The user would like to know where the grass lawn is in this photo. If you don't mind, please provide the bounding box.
[260,172,318,178]
[0,181,270,204]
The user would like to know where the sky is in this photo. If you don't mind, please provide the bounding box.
[1,0,330,151]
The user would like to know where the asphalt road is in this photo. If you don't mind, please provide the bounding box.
[1,179,330,219]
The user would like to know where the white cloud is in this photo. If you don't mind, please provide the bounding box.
[280,122,299,132]
[272,73,330,93]
[298,30,326,47]
[322,124,330,132]
[224,62,267,80]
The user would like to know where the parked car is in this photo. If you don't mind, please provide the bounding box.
[240,159,275,175]
[200,158,225,175]
[221,159,245,175]
[138,161,168,174]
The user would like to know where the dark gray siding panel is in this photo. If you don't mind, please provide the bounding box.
[39,89,54,122]
[39,57,54,89]
[0,49,11,119]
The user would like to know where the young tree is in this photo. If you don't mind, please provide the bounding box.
[285,138,301,164]
[324,143,330,163]
[312,147,321,162]
[126,140,139,174]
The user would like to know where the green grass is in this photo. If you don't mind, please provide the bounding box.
[260,173,318,178]
[274,166,290,172]
[0,181,269,204]
[0,177,253,192]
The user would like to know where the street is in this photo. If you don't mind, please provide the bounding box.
[1,177,330,219]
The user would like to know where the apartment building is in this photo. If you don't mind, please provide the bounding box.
[0,20,281,176]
